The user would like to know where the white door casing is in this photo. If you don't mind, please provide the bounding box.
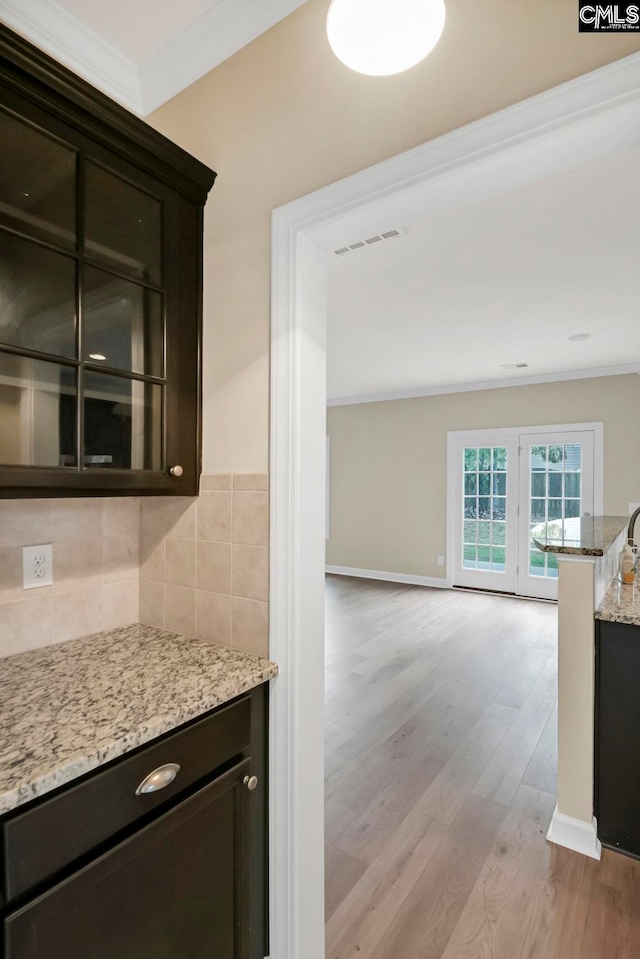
[270,57,640,959]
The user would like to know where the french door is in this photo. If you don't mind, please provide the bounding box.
[449,425,599,600]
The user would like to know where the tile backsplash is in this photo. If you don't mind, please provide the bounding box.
[139,474,269,657]
[0,475,270,660]
[0,498,140,657]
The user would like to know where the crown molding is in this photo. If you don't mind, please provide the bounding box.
[0,0,143,113]
[0,0,308,116]
[327,364,640,408]
[139,0,309,115]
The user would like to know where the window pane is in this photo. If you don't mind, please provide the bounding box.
[491,547,506,569]
[477,521,491,545]
[0,109,76,249]
[463,521,477,544]
[478,472,490,495]
[548,473,562,497]
[478,497,490,518]
[548,499,563,520]
[530,551,546,576]
[493,447,507,471]
[464,497,477,519]
[0,231,76,357]
[493,522,506,546]
[492,497,506,520]
[463,545,477,568]
[464,473,477,495]
[494,472,506,496]
[83,267,163,377]
[464,448,477,471]
[531,499,546,523]
[85,163,161,286]
[564,473,580,497]
[0,351,76,466]
[531,473,546,497]
[565,499,580,518]
[84,372,162,470]
[478,448,491,470]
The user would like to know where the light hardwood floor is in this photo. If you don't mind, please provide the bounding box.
[324,575,640,959]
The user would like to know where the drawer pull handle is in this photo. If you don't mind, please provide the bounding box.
[135,763,181,796]
[243,775,258,791]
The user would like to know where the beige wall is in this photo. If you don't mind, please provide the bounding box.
[148,0,640,473]
[326,375,640,579]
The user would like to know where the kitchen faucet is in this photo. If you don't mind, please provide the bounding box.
[627,507,640,547]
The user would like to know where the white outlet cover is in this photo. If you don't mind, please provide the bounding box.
[23,544,53,590]
[437,555,445,566]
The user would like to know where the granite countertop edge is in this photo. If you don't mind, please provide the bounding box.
[0,624,278,816]
[532,515,628,558]
[596,578,640,628]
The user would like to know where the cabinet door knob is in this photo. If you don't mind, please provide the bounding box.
[243,775,258,791]
[135,763,181,796]
[169,465,184,477]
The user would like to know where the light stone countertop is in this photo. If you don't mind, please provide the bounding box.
[596,577,640,628]
[531,515,628,557]
[0,624,278,815]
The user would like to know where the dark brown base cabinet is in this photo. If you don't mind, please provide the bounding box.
[595,620,640,859]
[1,687,268,958]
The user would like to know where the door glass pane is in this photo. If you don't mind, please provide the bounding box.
[83,266,163,376]
[85,163,161,286]
[0,231,76,357]
[83,371,162,470]
[0,351,76,466]
[0,109,76,249]
[462,446,508,572]
[529,443,583,579]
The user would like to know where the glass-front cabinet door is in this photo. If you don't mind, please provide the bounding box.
[0,76,211,496]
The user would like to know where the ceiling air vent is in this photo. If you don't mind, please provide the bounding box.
[334,227,408,256]
[500,363,530,370]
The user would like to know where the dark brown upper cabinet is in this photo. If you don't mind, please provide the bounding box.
[0,25,216,497]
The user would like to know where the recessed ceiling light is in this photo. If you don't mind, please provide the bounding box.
[568,333,591,342]
[89,353,107,361]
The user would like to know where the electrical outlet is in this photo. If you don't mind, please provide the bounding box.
[437,555,445,566]
[23,544,53,590]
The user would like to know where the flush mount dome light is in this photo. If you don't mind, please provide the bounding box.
[326,0,446,76]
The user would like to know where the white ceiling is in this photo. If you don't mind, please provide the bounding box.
[327,147,640,403]
[0,0,308,114]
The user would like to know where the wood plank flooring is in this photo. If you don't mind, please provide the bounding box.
[324,575,640,959]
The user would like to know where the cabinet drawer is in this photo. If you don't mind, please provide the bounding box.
[2,695,251,903]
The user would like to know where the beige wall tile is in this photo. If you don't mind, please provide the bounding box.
[52,588,103,645]
[104,534,140,583]
[165,538,196,588]
[198,491,232,542]
[233,474,269,491]
[165,584,196,637]
[140,498,166,539]
[196,590,231,645]
[164,497,197,539]
[53,499,104,541]
[53,539,104,593]
[233,491,269,547]
[140,531,165,583]
[103,498,140,538]
[197,541,231,594]
[0,500,53,547]
[201,474,233,490]
[232,545,269,602]
[0,596,53,657]
[103,581,139,630]
[140,580,165,628]
[232,598,269,656]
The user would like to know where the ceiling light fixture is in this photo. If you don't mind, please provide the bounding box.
[326,0,446,76]
[89,352,107,361]
[568,333,591,342]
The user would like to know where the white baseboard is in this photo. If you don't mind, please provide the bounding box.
[546,805,602,860]
[325,565,449,589]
